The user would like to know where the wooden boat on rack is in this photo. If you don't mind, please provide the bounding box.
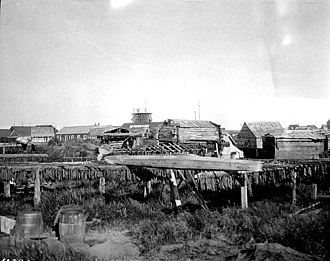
[104,154,262,171]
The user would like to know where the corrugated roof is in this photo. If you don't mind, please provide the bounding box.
[168,119,220,128]
[56,125,94,135]
[31,126,55,137]
[10,126,31,137]
[245,121,285,138]
[0,129,11,138]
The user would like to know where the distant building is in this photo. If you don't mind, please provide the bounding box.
[31,126,56,143]
[56,125,95,141]
[89,125,117,139]
[237,121,285,158]
[263,131,325,159]
[0,129,11,143]
[158,119,221,143]
[288,124,299,130]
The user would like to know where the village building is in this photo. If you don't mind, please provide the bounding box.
[31,126,56,143]
[56,125,95,141]
[263,131,325,159]
[157,119,221,155]
[89,125,118,139]
[0,129,11,143]
[236,121,285,158]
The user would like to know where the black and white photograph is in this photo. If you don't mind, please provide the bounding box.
[0,0,329,260]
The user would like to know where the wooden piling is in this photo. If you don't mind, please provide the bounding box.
[4,181,10,198]
[34,168,41,207]
[169,170,182,213]
[291,170,297,204]
[311,183,317,201]
[99,177,106,194]
[240,172,248,209]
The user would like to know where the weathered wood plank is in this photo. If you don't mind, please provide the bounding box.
[104,154,263,171]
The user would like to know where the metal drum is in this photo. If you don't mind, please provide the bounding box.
[59,209,86,243]
[16,211,43,238]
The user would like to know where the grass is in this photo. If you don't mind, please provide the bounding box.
[1,180,329,260]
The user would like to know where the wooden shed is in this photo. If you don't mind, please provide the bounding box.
[263,131,325,159]
[236,121,285,158]
[158,119,221,143]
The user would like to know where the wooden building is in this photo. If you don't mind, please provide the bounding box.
[56,125,95,141]
[0,129,11,143]
[31,126,56,143]
[158,119,221,143]
[236,121,285,158]
[263,131,325,159]
[121,122,163,139]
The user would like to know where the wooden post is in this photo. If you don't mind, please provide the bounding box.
[99,177,105,194]
[169,169,182,213]
[34,168,41,207]
[2,146,5,154]
[240,172,248,209]
[4,181,10,198]
[311,183,317,201]
[143,181,152,198]
[291,170,297,204]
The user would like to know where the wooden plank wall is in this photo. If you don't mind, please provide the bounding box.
[178,127,219,142]
[237,124,257,149]
[275,140,324,159]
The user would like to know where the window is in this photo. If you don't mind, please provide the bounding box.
[71,135,74,139]
[77,135,80,139]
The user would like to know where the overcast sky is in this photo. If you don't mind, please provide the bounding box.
[0,0,329,130]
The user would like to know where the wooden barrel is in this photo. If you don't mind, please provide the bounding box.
[59,209,86,243]
[16,211,43,238]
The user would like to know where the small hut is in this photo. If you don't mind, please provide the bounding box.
[236,121,285,158]
[158,119,221,143]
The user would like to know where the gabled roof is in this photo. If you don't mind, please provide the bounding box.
[244,121,285,138]
[276,130,325,140]
[166,119,220,128]
[89,125,117,136]
[10,126,31,137]
[31,126,55,137]
[56,125,94,135]
[0,129,11,138]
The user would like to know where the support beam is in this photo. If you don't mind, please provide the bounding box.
[143,181,152,198]
[4,181,10,198]
[240,172,248,209]
[99,177,106,194]
[34,168,41,207]
[311,183,317,201]
[291,170,297,204]
[169,169,182,213]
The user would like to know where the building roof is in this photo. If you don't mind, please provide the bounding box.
[245,121,285,138]
[9,126,31,137]
[56,125,95,135]
[276,130,325,140]
[0,129,11,138]
[121,122,163,130]
[31,126,55,137]
[166,119,220,128]
[89,125,117,136]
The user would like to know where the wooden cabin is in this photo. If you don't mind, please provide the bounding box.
[56,125,94,141]
[158,119,221,143]
[31,126,56,143]
[0,129,11,143]
[236,121,285,158]
[263,131,325,159]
